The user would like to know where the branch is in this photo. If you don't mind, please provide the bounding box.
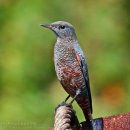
[52,104,130,130]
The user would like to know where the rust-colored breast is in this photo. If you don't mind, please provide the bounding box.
[60,61,83,97]
[54,42,85,97]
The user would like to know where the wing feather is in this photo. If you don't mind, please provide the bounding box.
[74,43,93,114]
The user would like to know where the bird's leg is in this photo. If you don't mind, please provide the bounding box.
[68,89,81,106]
[58,95,70,105]
[65,95,70,102]
[55,95,70,113]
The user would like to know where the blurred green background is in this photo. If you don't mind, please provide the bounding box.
[0,0,130,129]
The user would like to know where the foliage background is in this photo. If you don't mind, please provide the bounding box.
[0,0,130,129]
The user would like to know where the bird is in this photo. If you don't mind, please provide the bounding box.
[41,21,93,129]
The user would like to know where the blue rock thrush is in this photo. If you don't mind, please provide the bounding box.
[41,21,93,129]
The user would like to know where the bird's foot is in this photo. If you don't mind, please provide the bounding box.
[55,95,70,113]
[55,101,67,113]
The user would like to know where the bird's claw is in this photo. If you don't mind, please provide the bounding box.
[55,101,67,113]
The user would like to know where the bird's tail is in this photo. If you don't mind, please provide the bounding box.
[76,96,93,129]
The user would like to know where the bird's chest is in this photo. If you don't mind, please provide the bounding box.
[54,44,83,88]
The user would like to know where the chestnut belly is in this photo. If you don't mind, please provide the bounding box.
[60,64,86,97]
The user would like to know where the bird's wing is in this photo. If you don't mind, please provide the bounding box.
[74,42,93,114]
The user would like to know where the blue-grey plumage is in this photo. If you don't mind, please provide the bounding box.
[41,21,93,129]
[74,42,92,113]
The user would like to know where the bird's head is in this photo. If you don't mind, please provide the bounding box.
[40,21,76,39]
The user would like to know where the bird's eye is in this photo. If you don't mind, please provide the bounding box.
[59,25,65,29]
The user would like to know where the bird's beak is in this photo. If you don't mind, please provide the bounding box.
[40,24,52,29]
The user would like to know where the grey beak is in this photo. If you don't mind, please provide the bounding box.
[40,24,52,29]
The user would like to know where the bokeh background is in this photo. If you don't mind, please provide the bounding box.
[0,0,130,130]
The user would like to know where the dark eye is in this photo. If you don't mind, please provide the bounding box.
[59,25,65,29]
